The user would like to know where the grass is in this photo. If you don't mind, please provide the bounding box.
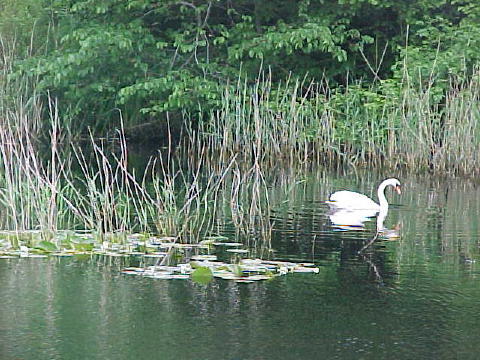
[0,54,271,247]
[0,61,273,248]
[189,68,480,175]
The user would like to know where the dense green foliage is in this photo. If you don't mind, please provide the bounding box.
[3,0,480,135]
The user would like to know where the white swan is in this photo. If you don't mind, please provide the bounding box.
[328,178,401,212]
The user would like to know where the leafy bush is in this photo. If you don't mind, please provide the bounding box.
[5,0,480,136]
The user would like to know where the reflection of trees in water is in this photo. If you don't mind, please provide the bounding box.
[399,177,480,263]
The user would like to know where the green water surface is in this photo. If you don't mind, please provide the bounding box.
[1,171,480,359]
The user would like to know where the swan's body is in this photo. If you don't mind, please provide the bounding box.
[328,178,401,212]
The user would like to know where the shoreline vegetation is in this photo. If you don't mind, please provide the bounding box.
[187,70,480,175]
[0,1,480,252]
[1,60,479,251]
[2,1,480,175]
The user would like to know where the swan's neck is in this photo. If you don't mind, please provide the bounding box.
[377,182,389,211]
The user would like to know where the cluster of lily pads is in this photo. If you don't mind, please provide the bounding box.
[0,231,320,283]
[122,256,319,284]
[0,230,203,258]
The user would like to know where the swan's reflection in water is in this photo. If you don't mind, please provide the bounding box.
[327,206,401,238]
[375,208,401,238]
[327,208,377,231]
[353,208,402,284]
[327,206,402,283]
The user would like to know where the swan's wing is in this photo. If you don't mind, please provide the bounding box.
[328,190,379,210]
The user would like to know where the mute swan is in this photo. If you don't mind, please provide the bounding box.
[328,178,401,211]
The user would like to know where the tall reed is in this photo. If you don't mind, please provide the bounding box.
[2,32,479,252]
[189,68,480,175]
[0,37,65,238]
[0,37,235,242]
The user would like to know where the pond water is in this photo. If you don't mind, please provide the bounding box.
[1,169,480,359]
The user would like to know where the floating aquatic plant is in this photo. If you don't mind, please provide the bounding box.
[191,266,214,285]
[121,257,319,284]
[0,230,319,284]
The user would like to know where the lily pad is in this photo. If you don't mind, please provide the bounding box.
[199,239,215,246]
[229,264,244,277]
[293,267,320,273]
[247,274,273,281]
[212,242,243,247]
[102,252,128,257]
[20,254,48,258]
[148,273,190,280]
[121,270,141,275]
[213,272,241,280]
[35,240,58,253]
[142,253,166,258]
[203,235,229,241]
[191,266,213,285]
[73,242,94,252]
[173,243,208,249]
[150,266,180,273]
[226,249,249,254]
[155,236,177,242]
[191,254,217,261]
[123,267,145,272]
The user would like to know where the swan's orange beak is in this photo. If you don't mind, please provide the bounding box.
[395,185,401,195]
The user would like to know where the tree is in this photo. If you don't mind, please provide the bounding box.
[11,0,480,133]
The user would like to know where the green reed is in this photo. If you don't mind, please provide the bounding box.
[0,37,63,238]
[0,61,265,245]
[0,38,219,241]
[190,68,480,176]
